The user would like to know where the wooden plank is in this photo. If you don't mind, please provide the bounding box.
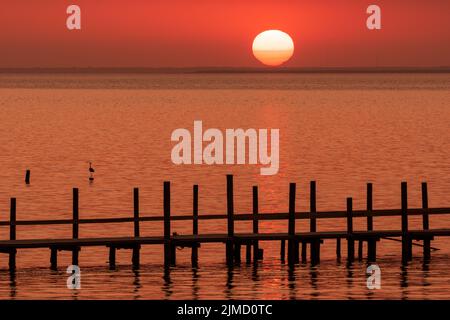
[0,228,450,250]
[1,207,450,227]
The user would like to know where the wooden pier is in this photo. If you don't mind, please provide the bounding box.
[1,175,450,271]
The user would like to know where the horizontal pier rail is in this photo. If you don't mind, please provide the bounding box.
[1,176,449,271]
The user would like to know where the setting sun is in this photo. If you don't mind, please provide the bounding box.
[252,30,294,66]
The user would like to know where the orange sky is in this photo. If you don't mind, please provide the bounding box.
[0,0,449,68]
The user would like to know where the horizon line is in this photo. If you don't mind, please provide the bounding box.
[1,66,450,74]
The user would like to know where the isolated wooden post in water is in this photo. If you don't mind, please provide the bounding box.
[163,181,172,267]
[72,188,80,265]
[132,188,140,268]
[252,186,260,262]
[288,183,297,265]
[191,185,199,267]
[9,198,17,271]
[401,182,412,262]
[25,170,31,185]
[421,182,431,260]
[346,197,354,262]
[226,175,235,265]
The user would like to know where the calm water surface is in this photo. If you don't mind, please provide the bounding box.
[0,73,449,299]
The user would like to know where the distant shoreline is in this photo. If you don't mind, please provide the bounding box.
[1,67,450,74]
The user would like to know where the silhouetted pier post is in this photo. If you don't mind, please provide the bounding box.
[108,247,116,270]
[310,181,320,264]
[346,197,354,262]
[366,183,377,261]
[163,181,172,267]
[191,185,199,267]
[358,240,363,260]
[226,175,235,266]
[422,182,431,260]
[9,198,17,271]
[367,183,373,230]
[287,183,297,265]
[280,239,286,263]
[246,243,251,264]
[234,242,241,263]
[401,182,412,262]
[50,248,58,270]
[252,186,260,263]
[25,170,31,185]
[301,242,307,263]
[132,188,140,269]
[72,188,80,265]
[336,238,341,259]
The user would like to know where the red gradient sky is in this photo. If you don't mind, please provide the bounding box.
[0,0,449,68]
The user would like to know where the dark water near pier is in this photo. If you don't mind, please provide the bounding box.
[0,73,449,299]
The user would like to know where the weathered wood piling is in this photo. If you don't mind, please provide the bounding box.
[191,185,199,267]
[347,197,354,262]
[164,181,172,267]
[25,170,31,185]
[287,183,297,265]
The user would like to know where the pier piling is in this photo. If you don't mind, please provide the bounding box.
[72,188,80,265]
[310,181,320,265]
[9,198,17,271]
[50,248,58,270]
[347,197,354,262]
[109,247,116,269]
[163,181,172,267]
[421,182,432,260]
[287,183,297,265]
[252,186,260,263]
[301,242,307,263]
[25,170,31,185]
[192,185,199,267]
[401,182,412,262]
[133,188,140,269]
[226,175,235,266]
[280,240,285,263]
[336,238,341,259]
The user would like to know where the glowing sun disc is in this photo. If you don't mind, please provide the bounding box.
[252,30,294,66]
